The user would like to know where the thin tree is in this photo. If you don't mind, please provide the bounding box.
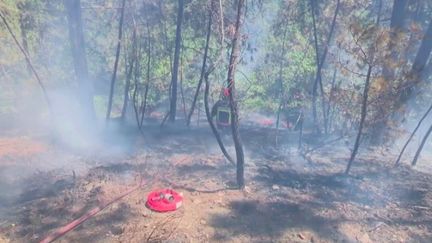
[204,73,235,165]
[399,19,432,104]
[186,6,212,127]
[395,103,432,166]
[345,1,381,174]
[382,0,408,83]
[326,67,338,131]
[121,28,137,121]
[345,63,373,174]
[179,54,188,120]
[310,0,321,134]
[106,0,127,121]
[169,0,185,122]
[65,0,95,119]
[140,21,152,128]
[227,0,246,188]
[372,0,408,140]
[17,2,31,74]
[275,27,288,146]
[132,43,142,128]
[198,0,238,166]
[411,122,432,166]
[0,11,52,114]
[310,0,340,134]
[200,2,235,165]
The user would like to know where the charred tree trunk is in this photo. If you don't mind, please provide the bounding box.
[169,0,185,122]
[371,0,406,141]
[410,20,432,78]
[65,0,95,119]
[412,122,432,166]
[345,64,373,174]
[186,8,212,127]
[227,0,246,189]
[310,0,340,134]
[382,0,408,82]
[106,0,126,121]
[398,20,432,106]
[395,103,432,165]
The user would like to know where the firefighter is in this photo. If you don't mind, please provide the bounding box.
[211,90,231,130]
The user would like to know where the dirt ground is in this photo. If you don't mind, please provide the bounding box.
[0,124,431,243]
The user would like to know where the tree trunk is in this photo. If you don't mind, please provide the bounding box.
[310,0,340,134]
[321,0,340,134]
[138,21,152,128]
[310,0,321,134]
[227,0,246,189]
[106,0,127,121]
[132,70,140,128]
[204,74,235,165]
[345,64,373,174]
[17,2,31,74]
[298,113,304,149]
[121,29,137,121]
[411,20,432,75]
[411,122,432,166]
[65,0,95,119]
[179,54,188,121]
[399,20,432,104]
[186,8,212,127]
[395,103,432,166]
[382,0,408,82]
[275,27,287,145]
[326,67,338,132]
[169,0,185,122]
[121,59,133,121]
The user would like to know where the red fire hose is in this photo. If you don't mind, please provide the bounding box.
[146,189,183,212]
[40,180,146,243]
[39,160,185,243]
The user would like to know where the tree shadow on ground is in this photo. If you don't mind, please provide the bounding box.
[254,165,387,207]
[0,170,75,209]
[209,199,343,242]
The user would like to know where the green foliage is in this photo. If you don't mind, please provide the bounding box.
[1,0,431,139]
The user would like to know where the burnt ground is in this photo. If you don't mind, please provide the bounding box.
[0,123,431,243]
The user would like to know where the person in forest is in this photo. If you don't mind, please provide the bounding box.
[211,90,231,130]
